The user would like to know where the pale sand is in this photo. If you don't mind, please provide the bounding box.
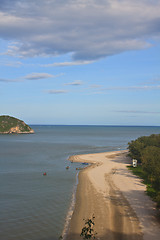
[66,150,160,240]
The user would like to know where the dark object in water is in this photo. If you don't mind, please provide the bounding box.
[82,162,89,165]
[66,166,69,170]
[43,172,47,176]
[76,167,84,170]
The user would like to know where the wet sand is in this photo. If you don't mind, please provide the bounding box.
[66,150,160,240]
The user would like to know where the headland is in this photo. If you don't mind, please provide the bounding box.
[0,115,34,134]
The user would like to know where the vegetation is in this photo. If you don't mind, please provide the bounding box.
[127,166,157,200]
[0,115,34,134]
[80,215,97,240]
[128,134,160,208]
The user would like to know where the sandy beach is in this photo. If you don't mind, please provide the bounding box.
[66,150,160,240]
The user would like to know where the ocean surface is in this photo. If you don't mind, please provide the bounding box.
[0,125,160,240]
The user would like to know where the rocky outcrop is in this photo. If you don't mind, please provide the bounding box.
[8,126,34,134]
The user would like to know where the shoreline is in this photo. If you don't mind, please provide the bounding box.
[0,131,34,134]
[62,172,79,240]
[65,150,160,240]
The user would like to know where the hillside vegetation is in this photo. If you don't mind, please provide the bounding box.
[128,134,160,208]
[0,115,34,134]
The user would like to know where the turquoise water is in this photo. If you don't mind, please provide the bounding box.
[0,125,160,240]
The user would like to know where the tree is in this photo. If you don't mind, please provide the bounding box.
[142,146,160,191]
[128,134,160,209]
[80,215,97,239]
[128,139,145,163]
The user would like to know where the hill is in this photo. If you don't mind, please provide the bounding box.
[0,115,34,134]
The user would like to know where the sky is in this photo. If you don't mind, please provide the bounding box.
[0,0,160,125]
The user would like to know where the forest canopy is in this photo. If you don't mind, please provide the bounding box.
[128,134,160,207]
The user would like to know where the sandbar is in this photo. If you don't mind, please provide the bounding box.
[66,150,160,240]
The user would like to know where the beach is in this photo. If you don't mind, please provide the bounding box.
[66,150,160,240]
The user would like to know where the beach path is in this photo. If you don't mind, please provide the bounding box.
[66,150,160,240]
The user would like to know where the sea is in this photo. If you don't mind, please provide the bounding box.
[0,125,160,240]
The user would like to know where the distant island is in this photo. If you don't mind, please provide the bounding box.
[0,115,34,134]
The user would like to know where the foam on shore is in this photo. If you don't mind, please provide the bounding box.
[61,172,79,240]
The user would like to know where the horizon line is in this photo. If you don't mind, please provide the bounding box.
[29,124,160,127]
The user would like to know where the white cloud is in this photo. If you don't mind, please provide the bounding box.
[143,77,160,85]
[0,60,22,67]
[0,0,160,60]
[103,85,160,91]
[44,60,95,67]
[47,89,68,94]
[64,80,83,86]
[24,73,54,80]
[89,84,160,94]
[0,72,62,83]
[0,78,21,82]
[114,110,160,114]
[90,84,102,88]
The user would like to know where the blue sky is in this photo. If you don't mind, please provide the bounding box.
[0,0,160,125]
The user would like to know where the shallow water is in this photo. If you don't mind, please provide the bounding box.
[0,125,160,239]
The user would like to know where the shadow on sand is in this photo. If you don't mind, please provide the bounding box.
[66,228,143,240]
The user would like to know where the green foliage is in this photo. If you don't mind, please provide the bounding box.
[142,146,160,191]
[128,140,145,162]
[156,192,160,208]
[0,115,33,133]
[128,134,160,208]
[80,215,97,240]
[146,184,157,199]
[127,166,157,200]
[128,134,160,163]
[127,165,146,180]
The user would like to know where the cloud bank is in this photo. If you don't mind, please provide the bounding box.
[0,0,160,61]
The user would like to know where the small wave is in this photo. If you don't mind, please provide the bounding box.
[61,172,79,239]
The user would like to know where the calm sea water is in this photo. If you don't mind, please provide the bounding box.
[0,125,160,240]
